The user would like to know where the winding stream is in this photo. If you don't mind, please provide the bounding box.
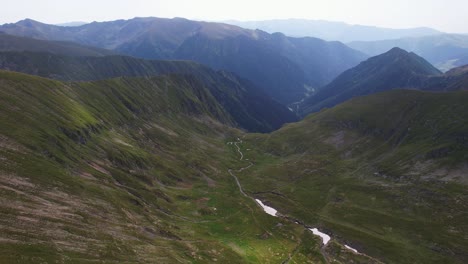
[228,138,362,255]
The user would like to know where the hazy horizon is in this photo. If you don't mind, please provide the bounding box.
[1,0,468,33]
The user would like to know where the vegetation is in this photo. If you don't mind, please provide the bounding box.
[0,70,319,263]
[241,89,468,263]
[0,52,297,132]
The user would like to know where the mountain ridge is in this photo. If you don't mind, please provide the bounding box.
[300,47,442,115]
[0,17,367,104]
[348,34,468,71]
[224,19,442,42]
[0,51,297,132]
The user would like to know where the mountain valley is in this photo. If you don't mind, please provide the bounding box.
[0,14,467,264]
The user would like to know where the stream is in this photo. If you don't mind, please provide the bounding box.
[228,138,361,255]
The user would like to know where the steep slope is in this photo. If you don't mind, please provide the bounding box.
[0,32,115,57]
[300,48,442,115]
[240,89,468,264]
[0,51,297,132]
[421,64,468,91]
[348,34,468,71]
[225,19,441,42]
[174,31,366,103]
[0,17,367,104]
[0,70,372,263]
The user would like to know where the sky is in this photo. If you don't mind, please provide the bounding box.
[1,0,467,33]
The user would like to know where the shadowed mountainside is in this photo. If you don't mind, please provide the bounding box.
[0,17,367,104]
[348,34,468,72]
[300,47,442,115]
[0,51,297,132]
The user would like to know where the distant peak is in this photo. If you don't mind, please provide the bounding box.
[16,18,43,26]
[17,18,38,23]
[387,47,409,54]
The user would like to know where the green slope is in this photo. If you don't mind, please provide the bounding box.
[0,70,328,263]
[240,89,468,263]
[1,69,467,263]
[421,64,468,91]
[0,51,298,133]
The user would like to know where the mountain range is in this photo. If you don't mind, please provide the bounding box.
[348,34,468,71]
[298,46,468,115]
[0,32,115,57]
[0,50,297,133]
[0,18,367,104]
[299,47,443,115]
[224,19,442,42]
[0,15,467,264]
[225,19,468,73]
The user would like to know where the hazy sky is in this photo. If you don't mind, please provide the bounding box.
[2,0,467,33]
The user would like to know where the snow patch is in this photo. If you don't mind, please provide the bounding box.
[345,245,359,254]
[255,199,277,217]
[309,228,331,245]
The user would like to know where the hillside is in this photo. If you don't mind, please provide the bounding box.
[348,34,468,71]
[0,17,367,104]
[240,89,468,263]
[0,60,467,264]
[0,51,297,132]
[300,48,442,115]
[421,64,468,91]
[0,70,376,263]
[225,19,441,42]
[0,32,115,57]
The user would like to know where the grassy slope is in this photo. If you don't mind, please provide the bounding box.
[0,70,356,263]
[0,33,115,57]
[2,70,466,263]
[241,90,468,263]
[0,51,298,133]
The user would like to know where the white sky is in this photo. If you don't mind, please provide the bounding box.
[1,0,467,33]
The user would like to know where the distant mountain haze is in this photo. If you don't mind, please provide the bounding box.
[299,47,443,115]
[224,19,442,42]
[348,34,468,72]
[0,17,367,104]
[55,21,88,27]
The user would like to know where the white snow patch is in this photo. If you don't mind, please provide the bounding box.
[345,245,359,253]
[255,199,277,217]
[309,228,331,245]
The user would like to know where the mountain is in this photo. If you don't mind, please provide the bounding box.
[55,21,88,27]
[299,47,442,115]
[0,32,115,57]
[242,89,468,264]
[173,31,366,103]
[224,19,441,42]
[0,70,377,263]
[1,55,467,264]
[0,51,297,132]
[348,34,468,71]
[421,64,468,91]
[0,17,367,104]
